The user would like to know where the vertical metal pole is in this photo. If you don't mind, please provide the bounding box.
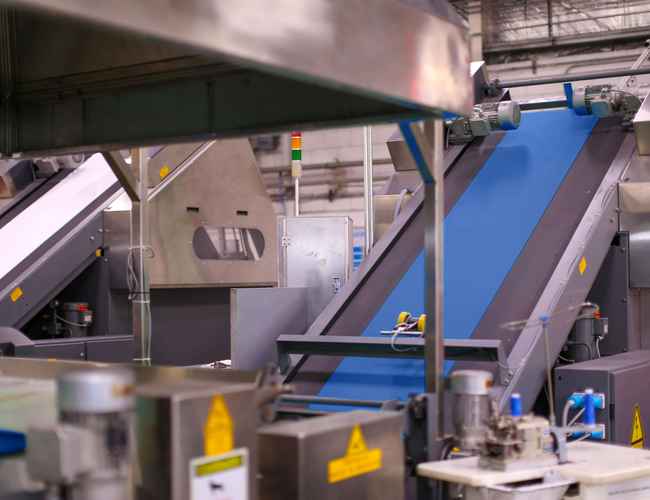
[546,0,553,39]
[363,126,374,254]
[0,8,16,156]
[131,148,151,365]
[294,177,300,216]
[467,0,483,61]
[424,119,445,438]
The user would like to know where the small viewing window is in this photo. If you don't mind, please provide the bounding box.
[193,226,265,261]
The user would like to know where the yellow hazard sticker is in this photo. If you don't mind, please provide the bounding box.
[579,257,587,276]
[631,404,645,449]
[159,165,171,180]
[10,287,23,302]
[204,395,234,456]
[327,425,382,484]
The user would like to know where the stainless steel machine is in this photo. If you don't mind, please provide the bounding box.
[5,2,650,500]
[0,139,278,365]
[0,358,409,500]
[0,1,472,499]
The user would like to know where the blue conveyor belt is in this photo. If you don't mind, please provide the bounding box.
[315,109,599,406]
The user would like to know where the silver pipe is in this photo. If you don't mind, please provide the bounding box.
[363,126,374,254]
[263,173,391,189]
[259,157,393,175]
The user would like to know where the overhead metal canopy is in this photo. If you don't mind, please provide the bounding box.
[0,0,473,155]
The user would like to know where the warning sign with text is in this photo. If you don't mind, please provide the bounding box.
[327,425,382,484]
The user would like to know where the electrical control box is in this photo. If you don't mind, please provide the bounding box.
[555,351,650,447]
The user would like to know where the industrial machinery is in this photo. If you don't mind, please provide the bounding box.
[419,380,650,499]
[4,1,650,500]
[570,84,642,123]
[446,100,521,144]
[0,139,278,365]
[26,369,135,500]
[0,358,408,500]
[565,41,650,125]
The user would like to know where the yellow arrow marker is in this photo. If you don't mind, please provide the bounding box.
[631,404,645,449]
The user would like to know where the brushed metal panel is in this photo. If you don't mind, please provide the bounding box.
[149,139,277,287]
[620,182,650,213]
[230,287,311,371]
[136,381,258,500]
[278,217,352,316]
[620,156,650,288]
[9,0,472,116]
[258,411,404,500]
[105,139,278,288]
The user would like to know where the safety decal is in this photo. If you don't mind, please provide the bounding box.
[631,404,645,449]
[328,425,382,484]
[579,256,587,276]
[10,287,23,302]
[159,165,171,180]
[204,395,234,456]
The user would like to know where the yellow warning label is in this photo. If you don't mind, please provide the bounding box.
[631,404,645,449]
[10,287,23,302]
[579,257,588,276]
[328,425,382,484]
[95,248,102,257]
[159,165,171,180]
[203,395,234,456]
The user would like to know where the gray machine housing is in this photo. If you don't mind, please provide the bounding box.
[555,350,650,446]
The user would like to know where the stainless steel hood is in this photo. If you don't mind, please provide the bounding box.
[0,0,473,155]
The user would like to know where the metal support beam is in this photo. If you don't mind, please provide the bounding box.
[148,141,214,201]
[276,334,506,374]
[0,8,15,156]
[278,395,395,410]
[493,66,650,90]
[618,39,650,90]
[468,0,483,61]
[498,135,637,412]
[102,151,140,202]
[131,148,151,365]
[398,118,445,439]
[363,126,374,254]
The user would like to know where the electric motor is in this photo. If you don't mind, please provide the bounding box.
[450,370,493,453]
[448,101,521,144]
[58,369,135,500]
